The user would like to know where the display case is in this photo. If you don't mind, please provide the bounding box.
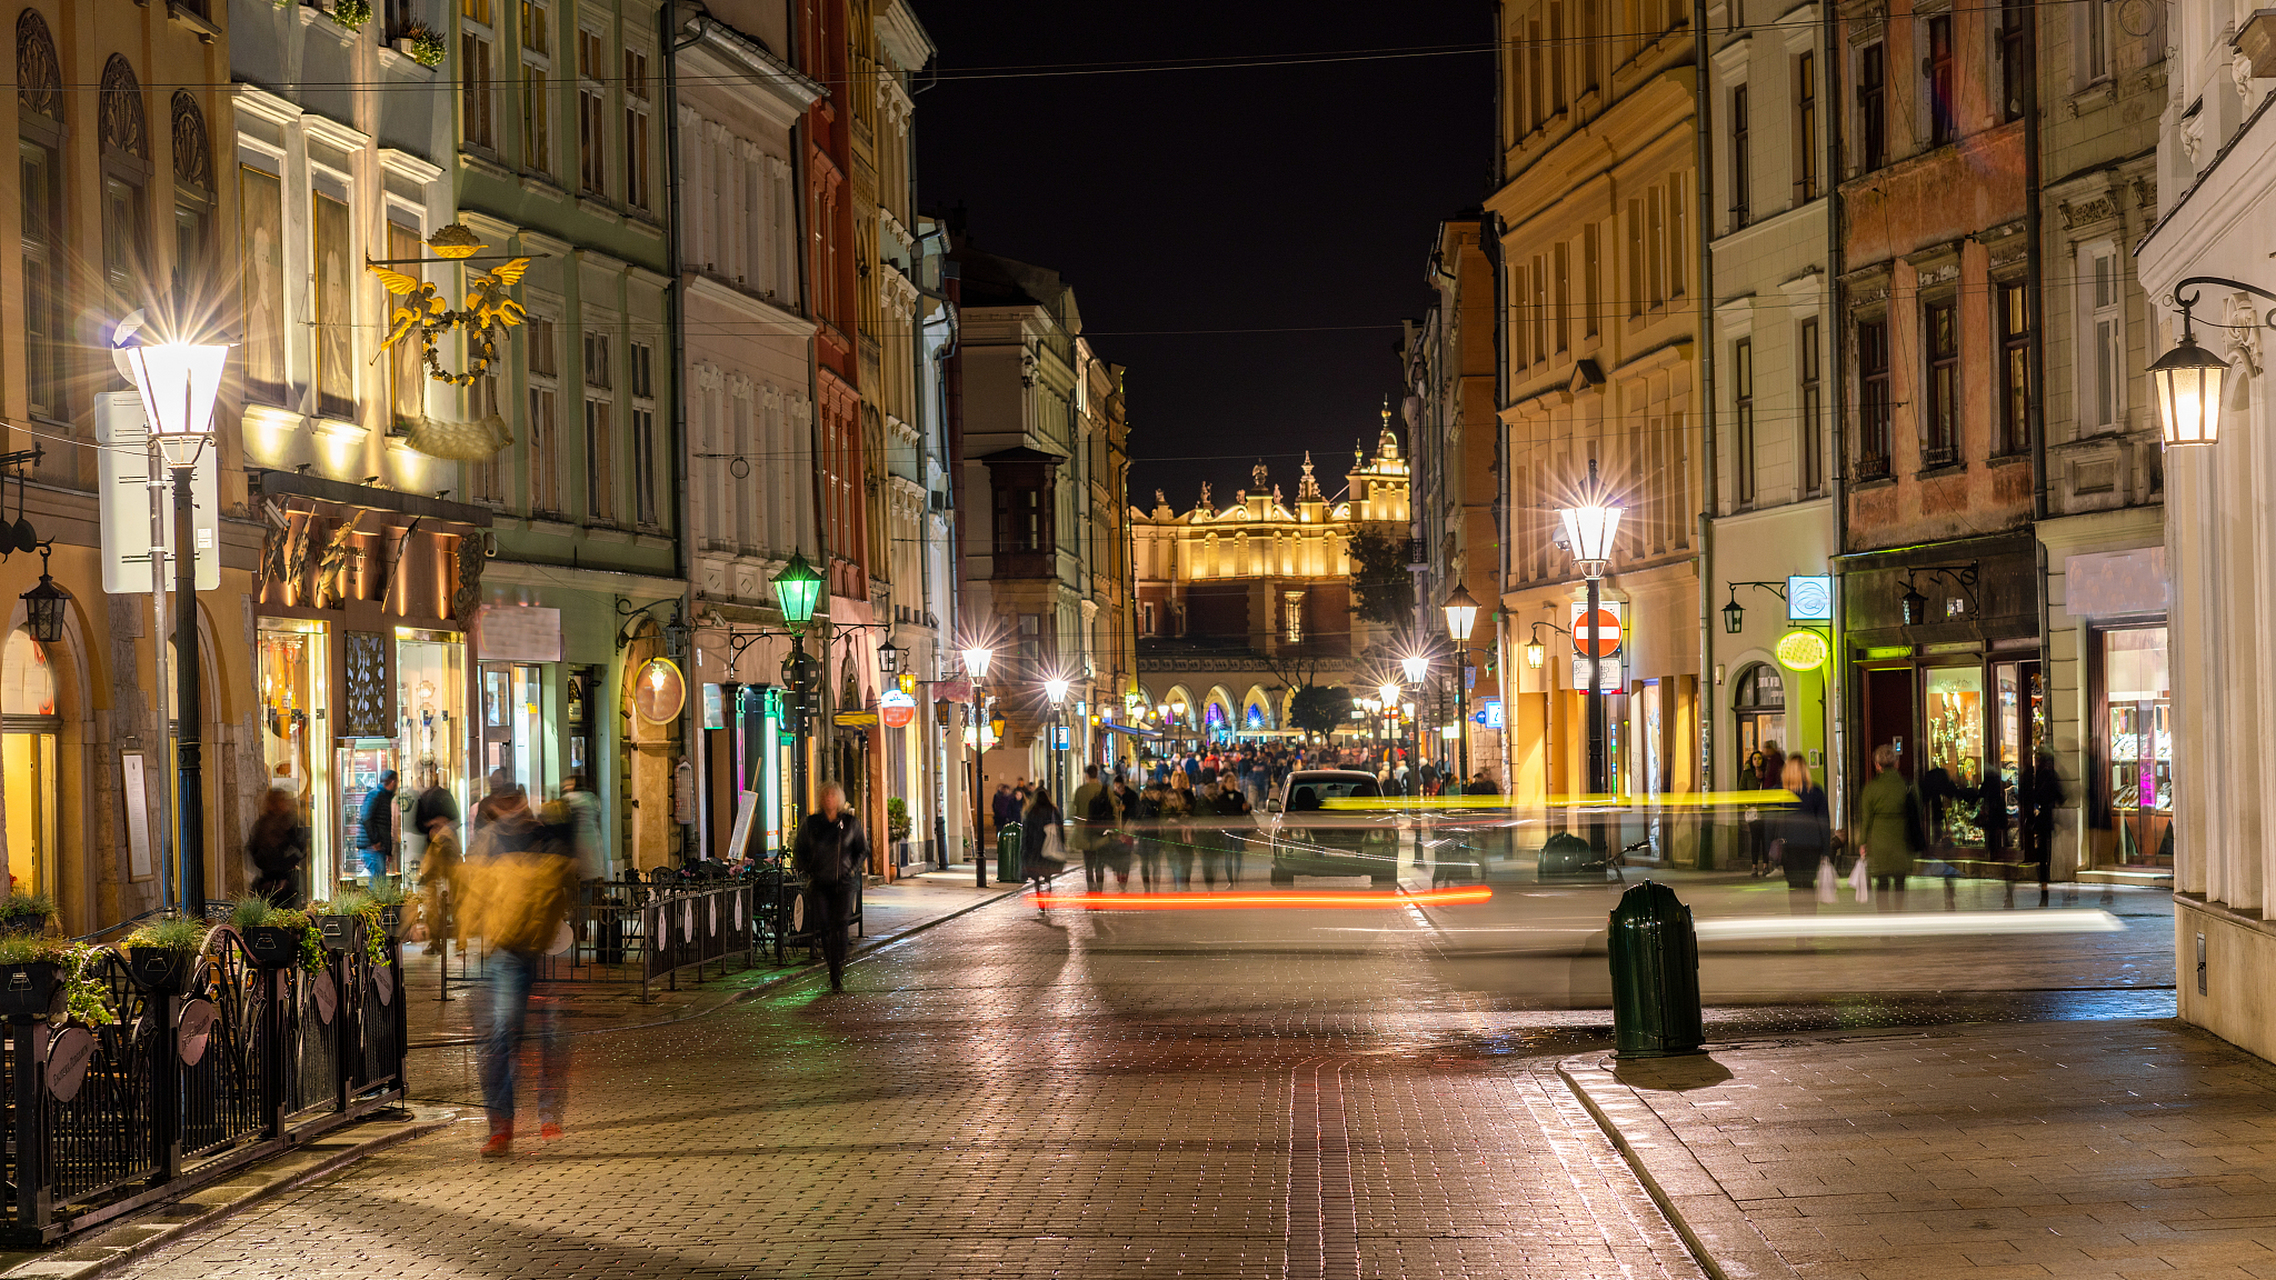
[2101,626,2170,865]
[337,741,397,887]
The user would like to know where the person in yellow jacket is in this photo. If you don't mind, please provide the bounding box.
[456,785,578,1156]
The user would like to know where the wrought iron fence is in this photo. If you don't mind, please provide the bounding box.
[0,918,409,1245]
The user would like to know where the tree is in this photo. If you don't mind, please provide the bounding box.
[1348,525,1415,627]
[1287,684,1350,737]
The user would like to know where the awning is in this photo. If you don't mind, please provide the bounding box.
[1098,722,1162,738]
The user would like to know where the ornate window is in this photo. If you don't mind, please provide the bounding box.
[99,55,147,159]
[15,9,59,122]
[170,92,211,190]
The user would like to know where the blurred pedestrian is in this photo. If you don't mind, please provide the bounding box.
[792,781,869,991]
[359,770,398,884]
[246,787,305,908]
[458,784,576,1156]
[1214,778,1252,884]
[991,783,1019,835]
[1776,756,1831,933]
[1159,780,1194,889]
[1073,764,1113,893]
[2020,748,2064,907]
[1122,778,1159,889]
[1856,743,1923,911]
[560,773,604,880]
[418,814,462,956]
[1020,786,1066,906]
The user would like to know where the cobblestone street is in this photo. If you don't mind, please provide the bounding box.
[96,878,2179,1280]
[109,889,1720,1280]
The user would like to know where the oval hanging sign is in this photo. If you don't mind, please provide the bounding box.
[1775,628,1830,672]
[635,657,688,723]
[176,998,217,1067]
[879,689,916,729]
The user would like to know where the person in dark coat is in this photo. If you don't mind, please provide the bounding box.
[1019,787,1066,905]
[2020,749,2065,906]
[1777,756,1832,894]
[991,783,1019,834]
[792,781,870,992]
[359,770,398,883]
[246,788,306,907]
[1213,781,1253,885]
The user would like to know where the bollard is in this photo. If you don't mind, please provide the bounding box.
[1607,879,1705,1058]
[997,822,1023,884]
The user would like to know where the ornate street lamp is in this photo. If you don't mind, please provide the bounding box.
[1558,460,1624,798]
[876,637,904,679]
[1043,677,1071,800]
[1441,583,1481,785]
[19,543,68,644]
[1722,587,1746,635]
[960,643,994,887]
[771,551,826,814]
[117,322,228,916]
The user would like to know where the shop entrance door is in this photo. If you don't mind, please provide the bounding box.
[1862,667,1913,780]
[1988,660,2043,858]
[2,629,58,899]
[481,662,550,794]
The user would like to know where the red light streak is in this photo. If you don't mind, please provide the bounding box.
[1029,886,1493,911]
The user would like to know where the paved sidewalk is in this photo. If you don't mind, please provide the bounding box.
[1563,1018,2276,1280]
[401,865,1032,1047]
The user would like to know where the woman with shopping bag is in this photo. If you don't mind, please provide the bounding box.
[1855,743,1923,911]
[1776,757,1832,910]
[1020,787,1068,910]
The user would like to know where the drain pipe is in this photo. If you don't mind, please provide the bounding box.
[1693,0,1720,846]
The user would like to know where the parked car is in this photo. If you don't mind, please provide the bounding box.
[1265,770,1399,887]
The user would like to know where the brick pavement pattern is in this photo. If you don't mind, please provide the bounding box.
[1567,1020,2276,1280]
[110,895,1704,1280]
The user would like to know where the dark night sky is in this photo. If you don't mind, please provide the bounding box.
[911,3,1495,513]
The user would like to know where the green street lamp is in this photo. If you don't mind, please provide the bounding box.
[770,550,825,816]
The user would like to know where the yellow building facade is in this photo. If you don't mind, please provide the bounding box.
[1488,0,1708,851]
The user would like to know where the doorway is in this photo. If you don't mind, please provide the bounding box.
[1862,666,1914,781]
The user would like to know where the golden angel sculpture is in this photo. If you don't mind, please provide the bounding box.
[366,223,529,461]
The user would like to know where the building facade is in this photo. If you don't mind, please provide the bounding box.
[2133,0,2273,1059]
[1700,0,1840,838]
[449,0,681,873]
[1403,216,1504,788]
[1131,431,1408,752]
[950,239,1132,802]
[1489,0,1709,854]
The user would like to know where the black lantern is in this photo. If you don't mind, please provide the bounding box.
[877,638,904,678]
[1721,590,1745,635]
[1899,581,1928,627]
[20,544,67,643]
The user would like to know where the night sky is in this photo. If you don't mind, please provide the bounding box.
[911,3,1496,513]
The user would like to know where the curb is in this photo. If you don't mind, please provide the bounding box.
[408,869,1049,1048]
[1555,1053,1802,1280]
[0,1109,455,1280]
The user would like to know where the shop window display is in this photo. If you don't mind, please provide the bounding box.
[259,623,332,886]
[2104,627,2170,864]
[397,630,468,819]
[2,630,58,898]
[1922,666,1984,847]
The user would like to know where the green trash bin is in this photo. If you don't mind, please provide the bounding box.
[997,822,1022,884]
[1607,879,1705,1058]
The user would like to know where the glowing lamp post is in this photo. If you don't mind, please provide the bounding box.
[119,335,228,916]
[1558,459,1624,797]
[1442,583,1480,786]
[1044,677,1071,801]
[961,643,994,887]
[771,551,825,814]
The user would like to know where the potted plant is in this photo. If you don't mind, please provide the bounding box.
[328,0,371,30]
[313,892,389,966]
[230,899,321,971]
[396,18,445,66]
[0,937,115,1025]
[0,891,55,937]
[122,916,207,996]
[366,879,408,938]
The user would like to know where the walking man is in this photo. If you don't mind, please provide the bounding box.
[459,785,577,1156]
[793,781,869,992]
[1072,764,1113,892]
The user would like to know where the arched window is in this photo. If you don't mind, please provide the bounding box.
[1732,663,1785,770]
[98,55,150,309]
[18,10,63,420]
[171,91,214,296]
[3,629,59,899]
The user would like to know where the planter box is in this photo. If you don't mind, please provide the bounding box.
[0,916,48,938]
[0,961,59,1020]
[242,926,308,970]
[317,915,360,953]
[126,947,192,995]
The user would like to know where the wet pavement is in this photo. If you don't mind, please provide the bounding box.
[98,861,2180,1280]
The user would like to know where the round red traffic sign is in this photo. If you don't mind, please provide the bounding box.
[1576,609,1622,658]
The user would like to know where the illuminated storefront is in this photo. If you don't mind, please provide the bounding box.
[250,474,491,894]
[3,631,59,899]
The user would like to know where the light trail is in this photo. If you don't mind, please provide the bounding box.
[1032,886,1494,911]
[1694,909,2124,940]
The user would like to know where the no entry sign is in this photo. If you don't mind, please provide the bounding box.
[1575,608,1622,658]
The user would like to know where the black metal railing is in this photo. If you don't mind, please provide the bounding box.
[0,919,409,1245]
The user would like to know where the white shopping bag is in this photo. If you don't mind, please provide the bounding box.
[1848,855,1869,903]
[1816,855,1837,904]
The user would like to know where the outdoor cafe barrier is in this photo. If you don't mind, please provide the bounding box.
[0,915,407,1245]
[425,870,864,1003]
